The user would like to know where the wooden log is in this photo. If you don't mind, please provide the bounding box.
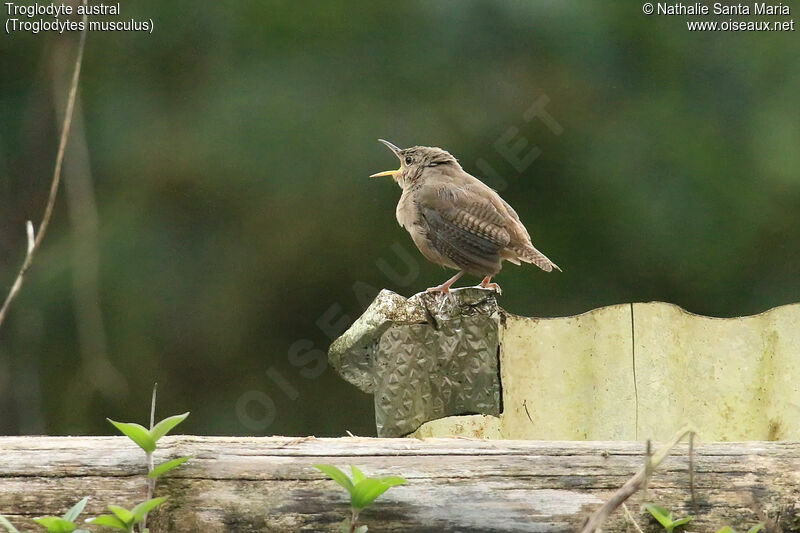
[1,436,798,532]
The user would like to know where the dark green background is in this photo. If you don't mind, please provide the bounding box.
[1,2,798,437]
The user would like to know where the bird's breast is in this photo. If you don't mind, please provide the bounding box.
[395,191,416,230]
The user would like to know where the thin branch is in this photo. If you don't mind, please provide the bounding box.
[579,425,696,533]
[643,439,652,495]
[0,513,22,533]
[622,503,645,533]
[688,431,696,505]
[150,382,158,430]
[25,221,35,254]
[142,382,158,532]
[0,0,89,329]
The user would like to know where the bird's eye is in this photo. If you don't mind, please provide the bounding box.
[405,156,413,165]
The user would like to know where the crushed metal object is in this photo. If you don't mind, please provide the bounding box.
[328,288,502,437]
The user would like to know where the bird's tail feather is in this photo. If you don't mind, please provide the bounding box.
[516,246,561,272]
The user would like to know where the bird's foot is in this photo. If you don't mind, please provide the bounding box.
[426,284,452,294]
[478,277,502,294]
[426,271,464,295]
[425,283,458,315]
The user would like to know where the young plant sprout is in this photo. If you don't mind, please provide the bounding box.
[645,504,692,533]
[25,497,89,533]
[85,498,168,532]
[314,464,406,533]
[105,384,190,531]
[715,525,765,533]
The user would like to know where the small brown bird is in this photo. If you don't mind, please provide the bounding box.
[371,139,560,293]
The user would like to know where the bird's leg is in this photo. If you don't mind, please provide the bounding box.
[479,276,502,294]
[426,271,464,294]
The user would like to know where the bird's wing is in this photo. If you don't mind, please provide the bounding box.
[493,193,560,272]
[416,182,511,275]
[460,176,561,273]
[495,196,532,243]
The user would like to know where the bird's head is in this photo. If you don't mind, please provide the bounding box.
[370,139,459,188]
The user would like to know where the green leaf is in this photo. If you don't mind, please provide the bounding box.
[31,517,76,533]
[715,528,736,533]
[350,478,394,510]
[106,506,133,526]
[314,464,354,493]
[62,498,89,522]
[671,516,693,529]
[350,465,366,484]
[84,514,128,530]
[107,419,156,453]
[149,412,190,442]
[645,504,673,528]
[0,515,21,533]
[148,456,192,478]
[379,476,407,487]
[747,525,765,533]
[130,497,168,523]
[354,526,368,533]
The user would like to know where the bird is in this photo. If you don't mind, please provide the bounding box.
[370,139,560,294]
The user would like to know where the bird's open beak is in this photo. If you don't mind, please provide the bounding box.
[370,139,403,178]
[369,169,398,178]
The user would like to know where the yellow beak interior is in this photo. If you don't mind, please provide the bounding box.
[369,169,400,178]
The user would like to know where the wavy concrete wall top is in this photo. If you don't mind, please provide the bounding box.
[416,301,800,441]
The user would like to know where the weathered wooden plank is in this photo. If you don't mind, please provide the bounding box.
[1,436,798,532]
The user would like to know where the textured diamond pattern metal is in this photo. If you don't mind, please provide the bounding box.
[328,288,501,437]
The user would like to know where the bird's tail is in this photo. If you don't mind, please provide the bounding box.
[516,245,561,273]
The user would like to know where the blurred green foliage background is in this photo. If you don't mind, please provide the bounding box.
[1,1,798,437]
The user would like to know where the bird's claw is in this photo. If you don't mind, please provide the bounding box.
[423,286,456,315]
[478,282,502,294]
[436,291,456,315]
[426,285,450,294]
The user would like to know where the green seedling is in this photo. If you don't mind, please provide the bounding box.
[85,497,167,532]
[107,384,190,531]
[314,464,406,533]
[715,525,765,533]
[147,456,192,478]
[645,504,693,532]
[31,497,91,533]
[107,412,189,455]
[108,412,192,479]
